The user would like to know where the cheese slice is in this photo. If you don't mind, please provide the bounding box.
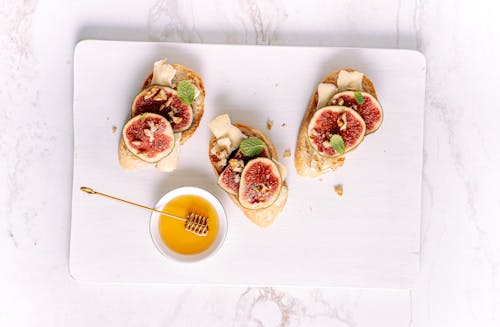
[208,114,246,147]
[337,70,364,91]
[151,59,176,87]
[208,114,232,139]
[227,125,245,148]
[156,132,181,172]
[317,83,338,108]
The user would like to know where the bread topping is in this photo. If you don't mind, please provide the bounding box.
[337,70,364,91]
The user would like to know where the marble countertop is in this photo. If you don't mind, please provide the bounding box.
[1,0,499,326]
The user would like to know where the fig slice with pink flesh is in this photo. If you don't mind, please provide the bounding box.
[218,159,245,195]
[331,91,383,134]
[238,157,282,210]
[218,145,271,195]
[131,85,194,132]
[307,106,366,158]
[123,113,175,163]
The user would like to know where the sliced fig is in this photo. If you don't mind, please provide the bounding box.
[218,158,245,195]
[331,91,383,134]
[238,158,282,210]
[131,86,194,132]
[218,143,271,195]
[123,113,175,163]
[307,106,366,158]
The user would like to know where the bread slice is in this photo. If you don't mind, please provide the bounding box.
[118,64,205,170]
[294,68,378,178]
[209,123,288,227]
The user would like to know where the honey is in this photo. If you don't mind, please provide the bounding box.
[158,195,219,255]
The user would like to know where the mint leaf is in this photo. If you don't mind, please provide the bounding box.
[354,91,365,105]
[240,137,266,157]
[330,134,345,155]
[177,80,195,105]
[140,113,147,122]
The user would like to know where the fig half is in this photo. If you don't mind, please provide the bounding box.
[131,86,194,132]
[307,106,366,158]
[238,157,282,210]
[331,91,383,134]
[218,145,271,195]
[218,159,245,195]
[123,113,175,162]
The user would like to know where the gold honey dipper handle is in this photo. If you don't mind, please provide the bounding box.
[80,186,209,236]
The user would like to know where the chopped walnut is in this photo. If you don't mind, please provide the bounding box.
[266,119,274,130]
[172,116,183,124]
[261,184,270,194]
[215,158,227,171]
[229,159,245,173]
[211,144,229,171]
[334,185,343,196]
[338,97,344,106]
[147,120,158,133]
[337,112,347,131]
[283,149,291,158]
[144,129,155,142]
[144,87,159,100]
[153,88,168,101]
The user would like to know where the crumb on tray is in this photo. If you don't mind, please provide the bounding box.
[334,185,343,197]
[266,119,274,130]
[112,126,118,134]
[281,123,287,128]
[283,149,291,158]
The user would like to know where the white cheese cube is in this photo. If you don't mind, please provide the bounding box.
[208,114,232,139]
[337,70,364,91]
[317,83,338,108]
[151,59,176,87]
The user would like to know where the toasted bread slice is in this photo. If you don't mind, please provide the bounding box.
[119,63,205,171]
[294,68,378,178]
[209,123,288,227]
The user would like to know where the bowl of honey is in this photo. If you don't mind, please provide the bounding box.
[149,186,227,262]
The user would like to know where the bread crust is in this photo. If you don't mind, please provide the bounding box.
[208,123,288,227]
[294,68,377,178]
[119,64,205,170]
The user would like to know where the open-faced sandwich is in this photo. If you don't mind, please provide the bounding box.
[119,59,205,171]
[295,68,383,178]
[208,114,288,227]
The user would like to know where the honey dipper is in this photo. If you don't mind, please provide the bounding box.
[80,186,209,236]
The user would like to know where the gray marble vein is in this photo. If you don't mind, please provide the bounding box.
[1,0,500,326]
[0,0,41,247]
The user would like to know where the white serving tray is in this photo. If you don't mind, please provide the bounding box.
[70,40,425,288]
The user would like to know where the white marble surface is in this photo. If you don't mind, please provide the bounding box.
[0,0,499,326]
